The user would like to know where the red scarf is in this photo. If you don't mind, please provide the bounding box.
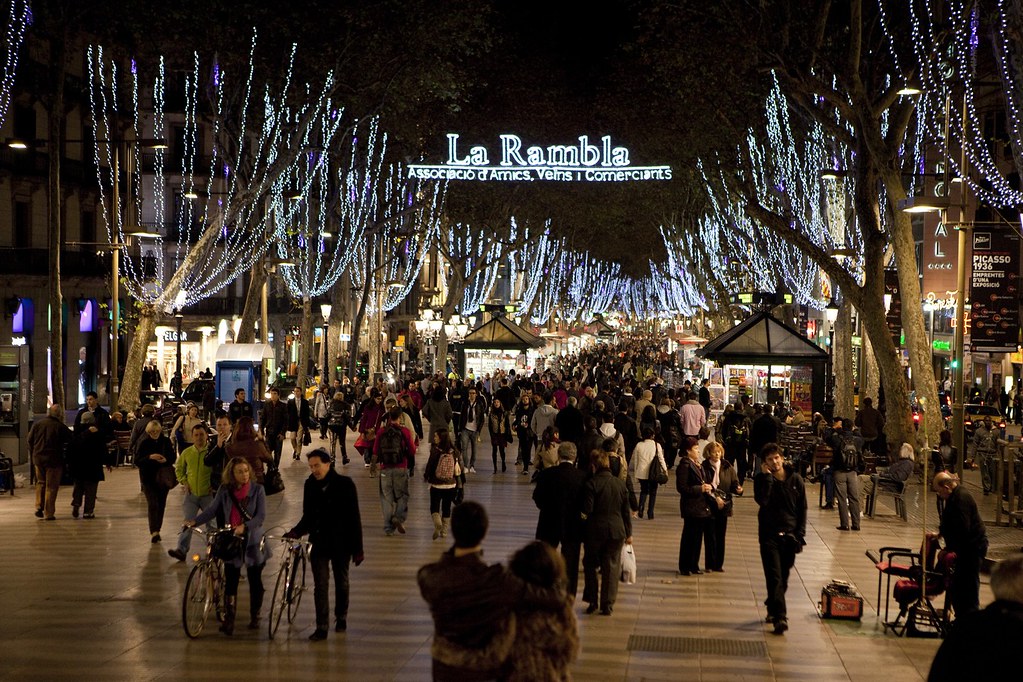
[229,483,250,528]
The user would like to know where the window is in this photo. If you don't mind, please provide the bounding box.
[14,201,31,247]
[13,103,35,143]
[81,211,96,244]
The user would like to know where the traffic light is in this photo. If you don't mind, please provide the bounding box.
[950,359,959,369]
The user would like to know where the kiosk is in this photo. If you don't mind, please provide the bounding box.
[696,311,829,414]
[214,344,273,423]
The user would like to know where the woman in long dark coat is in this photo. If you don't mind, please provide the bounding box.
[676,436,712,576]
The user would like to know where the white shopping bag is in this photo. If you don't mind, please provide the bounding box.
[620,543,637,584]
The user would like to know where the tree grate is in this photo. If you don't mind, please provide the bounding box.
[627,635,768,658]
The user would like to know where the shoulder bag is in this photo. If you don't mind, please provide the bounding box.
[263,463,285,496]
[649,445,669,485]
[156,464,179,491]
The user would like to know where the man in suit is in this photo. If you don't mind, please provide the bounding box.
[532,442,588,596]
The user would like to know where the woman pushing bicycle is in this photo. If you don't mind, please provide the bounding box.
[185,457,271,635]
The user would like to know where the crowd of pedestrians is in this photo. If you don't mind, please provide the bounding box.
[23,335,1006,676]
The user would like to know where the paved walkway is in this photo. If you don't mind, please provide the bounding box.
[1,431,1016,680]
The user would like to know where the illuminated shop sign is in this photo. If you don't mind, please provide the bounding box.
[408,134,673,182]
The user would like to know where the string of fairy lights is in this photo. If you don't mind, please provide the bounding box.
[72,5,1023,334]
[0,0,29,130]
[87,35,340,311]
[901,0,1023,208]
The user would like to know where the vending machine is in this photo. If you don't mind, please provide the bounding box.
[0,345,31,464]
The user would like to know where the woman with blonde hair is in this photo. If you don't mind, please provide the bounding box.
[701,441,742,572]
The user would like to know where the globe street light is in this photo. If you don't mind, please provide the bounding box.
[320,302,332,385]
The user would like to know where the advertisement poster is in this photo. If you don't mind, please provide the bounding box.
[970,227,1021,353]
[789,366,814,414]
[884,269,902,346]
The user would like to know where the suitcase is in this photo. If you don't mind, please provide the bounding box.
[819,579,864,620]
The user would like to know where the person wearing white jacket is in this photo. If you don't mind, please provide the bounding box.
[630,426,668,519]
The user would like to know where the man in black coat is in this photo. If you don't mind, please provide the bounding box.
[554,396,585,451]
[754,444,807,635]
[532,442,588,596]
[749,404,780,470]
[580,449,633,615]
[494,378,517,419]
[259,387,289,467]
[75,391,112,442]
[933,471,989,617]
[285,449,364,640]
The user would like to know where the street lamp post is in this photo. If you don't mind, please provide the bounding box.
[173,308,183,396]
[320,303,332,386]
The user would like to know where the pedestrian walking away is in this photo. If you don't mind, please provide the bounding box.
[372,407,416,535]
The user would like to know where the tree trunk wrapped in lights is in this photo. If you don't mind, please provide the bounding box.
[86,38,343,411]
[700,74,917,449]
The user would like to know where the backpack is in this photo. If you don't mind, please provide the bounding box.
[666,419,683,449]
[840,434,861,471]
[377,425,408,466]
[725,417,749,445]
[435,451,456,484]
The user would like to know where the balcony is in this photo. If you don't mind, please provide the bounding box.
[0,247,110,277]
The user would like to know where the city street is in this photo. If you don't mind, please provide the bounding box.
[3,430,1011,681]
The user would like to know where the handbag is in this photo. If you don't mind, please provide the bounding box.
[649,446,668,485]
[620,543,637,584]
[263,463,285,496]
[210,528,246,562]
[156,465,178,491]
[711,488,733,515]
[302,428,312,446]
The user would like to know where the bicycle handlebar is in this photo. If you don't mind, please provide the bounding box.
[265,534,312,546]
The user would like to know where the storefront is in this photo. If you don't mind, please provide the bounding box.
[147,325,219,387]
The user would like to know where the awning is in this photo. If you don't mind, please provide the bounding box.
[461,316,546,350]
[696,311,828,365]
[214,343,274,362]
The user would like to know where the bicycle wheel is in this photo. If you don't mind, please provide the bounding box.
[183,562,213,638]
[287,551,307,623]
[268,555,291,639]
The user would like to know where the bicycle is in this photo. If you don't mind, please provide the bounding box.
[181,527,231,638]
[266,535,311,639]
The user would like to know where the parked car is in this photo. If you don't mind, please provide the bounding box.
[179,378,221,414]
[139,389,175,411]
[266,375,317,401]
[963,403,1005,441]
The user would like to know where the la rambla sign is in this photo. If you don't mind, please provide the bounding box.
[408,134,672,182]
